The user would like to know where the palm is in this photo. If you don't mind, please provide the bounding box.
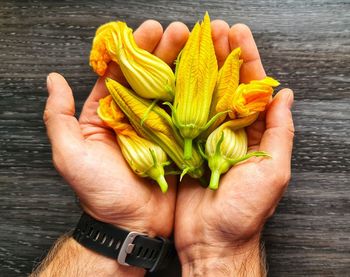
[176,161,282,249]
[71,126,176,235]
[46,20,189,236]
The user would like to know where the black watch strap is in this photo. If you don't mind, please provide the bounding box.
[72,212,174,272]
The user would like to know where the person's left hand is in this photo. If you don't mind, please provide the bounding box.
[44,20,189,238]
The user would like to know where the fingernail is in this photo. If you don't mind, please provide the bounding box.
[46,74,52,91]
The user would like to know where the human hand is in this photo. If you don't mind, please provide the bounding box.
[44,20,189,238]
[175,22,294,276]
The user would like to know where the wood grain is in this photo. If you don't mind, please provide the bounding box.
[0,0,349,276]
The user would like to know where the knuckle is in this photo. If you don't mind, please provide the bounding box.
[287,124,295,139]
[43,108,51,124]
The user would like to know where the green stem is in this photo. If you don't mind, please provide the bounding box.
[226,151,271,165]
[197,140,208,160]
[184,138,193,160]
[156,175,168,193]
[180,166,190,181]
[141,99,158,126]
[201,110,230,131]
[209,170,221,190]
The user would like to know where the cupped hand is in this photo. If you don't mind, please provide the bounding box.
[44,20,189,237]
[175,22,295,269]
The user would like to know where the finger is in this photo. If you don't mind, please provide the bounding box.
[259,89,294,168]
[228,23,266,83]
[153,21,189,66]
[80,20,164,124]
[211,20,230,68]
[44,73,84,158]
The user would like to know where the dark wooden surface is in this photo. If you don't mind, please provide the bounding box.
[0,0,349,276]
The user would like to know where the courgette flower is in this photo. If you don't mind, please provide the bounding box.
[168,12,221,160]
[97,95,170,192]
[105,78,204,179]
[90,21,175,101]
[229,77,280,118]
[204,114,269,190]
[202,47,243,138]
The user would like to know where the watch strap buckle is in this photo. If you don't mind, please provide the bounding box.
[117,231,146,266]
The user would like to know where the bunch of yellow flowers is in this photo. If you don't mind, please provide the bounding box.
[90,13,279,192]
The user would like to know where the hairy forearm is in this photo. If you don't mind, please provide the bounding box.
[180,242,266,277]
[31,234,145,277]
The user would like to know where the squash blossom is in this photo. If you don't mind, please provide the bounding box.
[97,95,170,193]
[105,78,204,179]
[89,23,114,76]
[202,47,243,138]
[205,114,270,190]
[90,21,175,101]
[229,77,280,118]
[169,12,220,160]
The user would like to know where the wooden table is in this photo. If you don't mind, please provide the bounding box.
[0,0,349,276]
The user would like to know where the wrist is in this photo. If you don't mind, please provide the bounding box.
[82,206,160,238]
[37,236,145,277]
[179,238,265,277]
[35,235,145,277]
[69,237,146,277]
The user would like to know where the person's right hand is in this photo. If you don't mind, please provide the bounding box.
[175,22,294,276]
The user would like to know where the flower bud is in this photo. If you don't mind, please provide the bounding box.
[97,95,170,192]
[205,115,269,190]
[105,78,204,179]
[90,22,175,101]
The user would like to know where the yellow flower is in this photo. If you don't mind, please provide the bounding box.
[90,22,175,101]
[204,114,269,190]
[105,78,204,179]
[89,22,115,76]
[202,47,242,138]
[168,12,219,160]
[97,95,170,192]
[229,77,280,118]
[97,95,134,135]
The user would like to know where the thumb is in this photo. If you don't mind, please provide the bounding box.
[44,73,84,165]
[259,88,295,169]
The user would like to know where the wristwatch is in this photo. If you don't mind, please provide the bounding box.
[73,212,175,272]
